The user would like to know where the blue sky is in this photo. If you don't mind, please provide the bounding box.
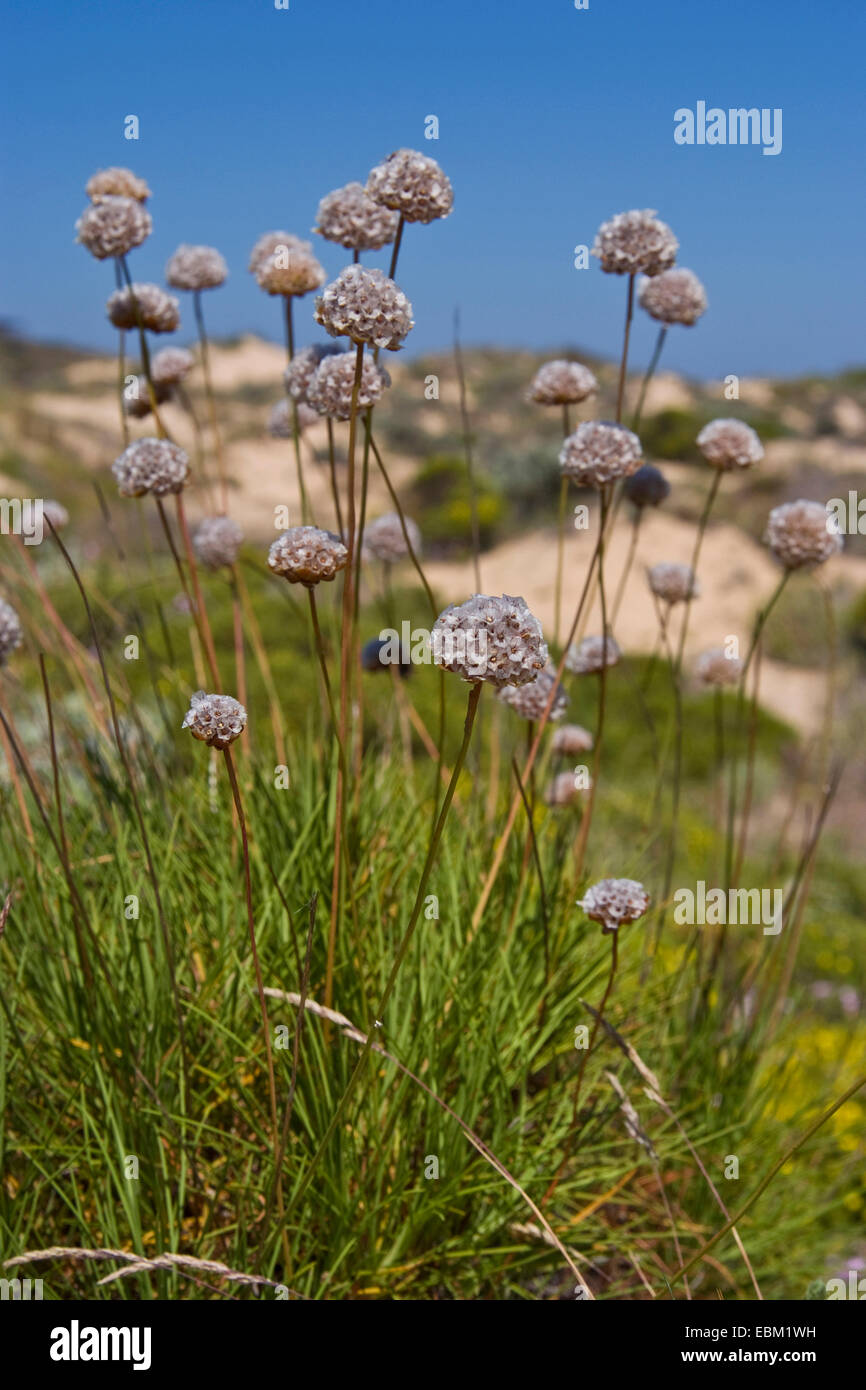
[1,0,863,378]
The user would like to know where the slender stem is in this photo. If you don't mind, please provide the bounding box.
[193,289,228,512]
[118,256,168,437]
[454,308,481,593]
[544,930,619,1204]
[175,493,221,690]
[610,509,641,627]
[554,475,568,649]
[573,486,612,878]
[631,325,667,433]
[387,215,405,282]
[222,747,287,1269]
[285,681,482,1222]
[325,418,343,536]
[328,343,364,1014]
[284,296,311,524]
[674,469,722,675]
[615,274,636,423]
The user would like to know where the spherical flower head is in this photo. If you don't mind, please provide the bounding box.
[40,500,69,532]
[166,244,227,291]
[307,351,391,420]
[315,265,413,351]
[695,647,743,687]
[648,562,699,605]
[268,400,319,438]
[182,690,247,749]
[268,526,348,587]
[284,345,335,402]
[362,511,421,564]
[579,877,650,932]
[255,243,325,298]
[248,231,306,274]
[638,268,707,326]
[560,421,642,487]
[697,418,763,471]
[765,499,843,571]
[111,437,190,497]
[86,167,151,202]
[552,723,594,756]
[431,594,547,689]
[528,360,598,407]
[76,196,152,260]
[623,463,671,509]
[151,346,195,386]
[124,377,172,418]
[592,209,678,277]
[194,515,243,570]
[565,634,621,675]
[545,771,590,808]
[497,662,568,721]
[366,148,454,224]
[314,182,401,251]
[0,599,23,665]
[106,283,180,333]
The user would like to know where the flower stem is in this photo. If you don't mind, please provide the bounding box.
[193,289,229,512]
[284,296,312,525]
[631,325,667,433]
[615,273,636,423]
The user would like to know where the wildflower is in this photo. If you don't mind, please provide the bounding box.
[0,599,23,665]
[623,463,670,508]
[552,723,594,755]
[366,148,453,223]
[182,690,246,748]
[362,512,421,563]
[151,346,195,386]
[579,877,650,932]
[592,210,678,277]
[40,500,69,532]
[545,771,589,807]
[498,663,568,721]
[165,244,227,291]
[248,231,307,274]
[86,167,151,202]
[284,344,342,402]
[268,526,348,587]
[106,283,180,333]
[695,647,743,686]
[124,377,172,418]
[560,421,642,487]
[268,400,319,438]
[314,182,401,250]
[697,418,763,471]
[527,360,598,406]
[431,594,547,689]
[765,499,843,570]
[193,516,243,570]
[565,634,621,674]
[648,562,699,604]
[314,265,413,351]
[307,351,391,420]
[111,437,189,497]
[255,243,325,297]
[638,268,707,325]
[75,196,152,260]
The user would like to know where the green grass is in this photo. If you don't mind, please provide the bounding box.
[1,523,862,1301]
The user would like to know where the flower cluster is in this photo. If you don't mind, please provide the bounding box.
[268,526,348,586]
[560,421,642,487]
[527,360,598,407]
[366,148,453,223]
[315,265,413,351]
[362,512,421,563]
[648,562,699,605]
[638,268,707,325]
[106,283,180,333]
[0,599,23,665]
[765,500,842,570]
[193,516,243,570]
[431,594,547,688]
[579,878,650,932]
[592,210,678,276]
[565,634,621,674]
[166,244,228,291]
[111,438,190,497]
[307,351,391,420]
[314,182,401,250]
[697,418,763,471]
[182,691,247,748]
[497,663,568,721]
[76,196,152,260]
